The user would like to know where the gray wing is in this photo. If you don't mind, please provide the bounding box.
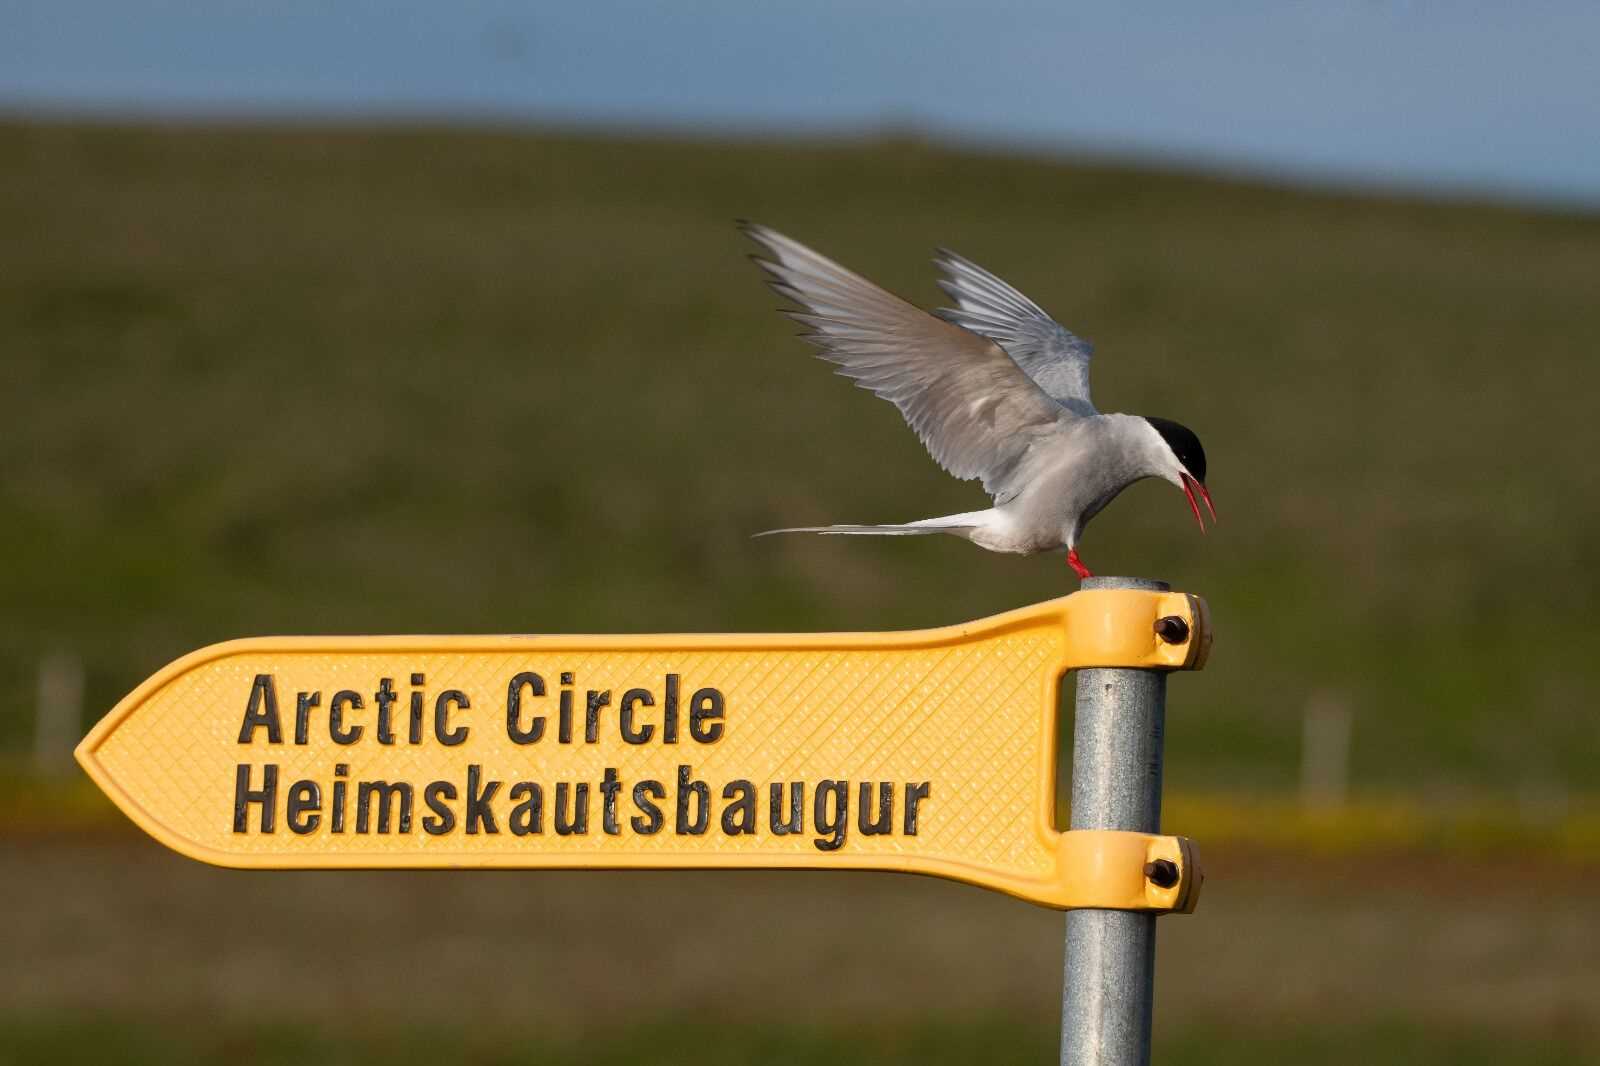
[932,249,1097,417]
[742,223,1068,497]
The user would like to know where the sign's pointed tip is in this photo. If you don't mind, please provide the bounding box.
[72,726,95,768]
[71,707,139,830]
[72,703,119,780]
[72,733,113,809]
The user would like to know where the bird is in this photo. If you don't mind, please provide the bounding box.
[742,222,1213,580]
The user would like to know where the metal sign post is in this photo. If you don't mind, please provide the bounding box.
[75,584,1209,1059]
[1063,577,1190,1066]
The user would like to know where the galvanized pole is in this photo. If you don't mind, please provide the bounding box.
[1061,576,1170,1066]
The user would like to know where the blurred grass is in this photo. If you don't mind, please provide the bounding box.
[2,120,1598,799]
[1,1015,1594,1066]
[8,827,1597,1063]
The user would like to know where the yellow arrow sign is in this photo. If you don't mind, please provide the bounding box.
[77,589,1209,909]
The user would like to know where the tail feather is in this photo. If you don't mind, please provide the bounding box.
[755,523,957,537]
[755,511,987,538]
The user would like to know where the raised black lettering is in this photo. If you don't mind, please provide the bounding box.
[904,782,930,835]
[599,767,622,834]
[554,782,590,835]
[663,674,680,743]
[508,782,543,835]
[329,690,363,744]
[689,688,725,743]
[619,689,655,744]
[721,780,756,835]
[374,677,398,745]
[814,780,849,852]
[357,780,413,834]
[331,763,348,833]
[675,764,708,835]
[770,781,804,835]
[237,675,282,744]
[408,673,426,744]
[859,781,894,835]
[286,780,321,834]
[465,764,501,834]
[631,781,665,834]
[232,763,277,833]
[506,672,546,744]
[435,690,469,745]
[558,681,575,743]
[294,691,319,745]
[422,781,457,835]
[584,690,611,743]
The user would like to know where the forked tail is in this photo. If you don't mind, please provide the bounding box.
[754,511,986,538]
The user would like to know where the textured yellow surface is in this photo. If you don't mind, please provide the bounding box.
[77,591,1207,908]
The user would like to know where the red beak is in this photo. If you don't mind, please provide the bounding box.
[1179,472,1215,533]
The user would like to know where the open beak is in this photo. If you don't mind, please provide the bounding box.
[1179,472,1216,533]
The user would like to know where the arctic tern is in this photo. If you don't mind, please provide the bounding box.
[743,223,1213,580]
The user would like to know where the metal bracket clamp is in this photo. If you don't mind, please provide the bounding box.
[1050,830,1204,914]
[1056,588,1212,672]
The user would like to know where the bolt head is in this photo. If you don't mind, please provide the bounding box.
[1154,616,1190,645]
[1144,858,1180,889]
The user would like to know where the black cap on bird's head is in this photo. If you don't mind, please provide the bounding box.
[1143,416,1215,532]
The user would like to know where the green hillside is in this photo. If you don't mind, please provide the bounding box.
[3,121,1597,794]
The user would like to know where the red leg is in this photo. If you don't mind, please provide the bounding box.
[1067,548,1093,580]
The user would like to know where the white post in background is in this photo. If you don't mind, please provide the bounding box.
[1299,690,1351,808]
[34,651,84,774]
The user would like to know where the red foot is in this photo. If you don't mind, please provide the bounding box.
[1067,549,1093,580]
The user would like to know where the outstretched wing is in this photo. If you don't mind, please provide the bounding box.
[933,249,1097,416]
[742,223,1068,497]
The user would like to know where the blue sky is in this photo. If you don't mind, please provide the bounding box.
[5,1,1599,206]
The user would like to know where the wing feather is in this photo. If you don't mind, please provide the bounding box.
[742,223,1067,495]
[933,248,1097,416]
